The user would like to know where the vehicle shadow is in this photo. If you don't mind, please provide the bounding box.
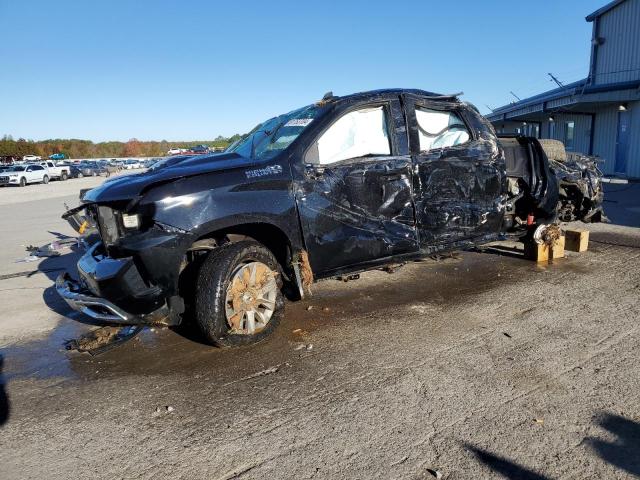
[463,443,551,480]
[0,354,9,426]
[585,412,640,477]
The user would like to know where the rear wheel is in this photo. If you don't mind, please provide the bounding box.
[61,171,68,181]
[195,240,284,347]
[42,175,49,184]
[77,172,84,178]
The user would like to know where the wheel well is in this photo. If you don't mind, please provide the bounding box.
[191,223,293,276]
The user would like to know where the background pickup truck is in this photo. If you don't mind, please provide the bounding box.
[57,88,604,348]
[36,161,70,180]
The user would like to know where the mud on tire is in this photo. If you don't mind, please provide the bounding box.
[195,240,284,347]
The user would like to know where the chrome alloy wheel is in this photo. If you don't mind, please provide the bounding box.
[224,261,278,335]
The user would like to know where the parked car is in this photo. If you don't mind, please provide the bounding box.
[58,89,604,348]
[167,148,187,155]
[49,153,66,161]
[22,155,42,162]
[188,144,210,155]
[74,162,110,177]
[123,159,141,169]
[0,164,49,186]
[36,161,70,181]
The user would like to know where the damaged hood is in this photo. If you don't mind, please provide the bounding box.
[83,152,257,203]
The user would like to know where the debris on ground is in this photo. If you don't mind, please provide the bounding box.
[65,325,143,355]
[502,332,512,338]
[306,305,314,311]
[382,263,406,274]
[153,405,175,417]
[426,468,443,479]
[337,274,360,282]
[26,237,80,258]
[429,252,461,262]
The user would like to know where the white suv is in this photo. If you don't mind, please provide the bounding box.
[22,155,42,162]
[0,164,50,187]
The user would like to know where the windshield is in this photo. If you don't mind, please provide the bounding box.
[9,166,26,172]
[232,104,323,160]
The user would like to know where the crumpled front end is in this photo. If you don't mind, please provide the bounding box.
[57,201,188,326]
[551,154,606,223]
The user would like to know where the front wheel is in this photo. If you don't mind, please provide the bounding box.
[195,240,284,347]
[19,177,26,187]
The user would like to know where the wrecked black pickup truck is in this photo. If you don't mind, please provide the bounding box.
[57,89,604,347]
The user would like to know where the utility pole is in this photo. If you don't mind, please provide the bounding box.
[510,91,522,102]
[548,72,564,88]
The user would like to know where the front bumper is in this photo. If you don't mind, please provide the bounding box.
[56,241,179,325]
[56,273,170,324]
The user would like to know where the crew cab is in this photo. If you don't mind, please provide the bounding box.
[57,89,604,347]
[0,164,50,186]
[36,161,70,180]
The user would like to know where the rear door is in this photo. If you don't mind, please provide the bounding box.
[294,98,419,275]
[403,94,505,250]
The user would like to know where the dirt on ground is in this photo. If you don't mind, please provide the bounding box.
[0,221,639,479]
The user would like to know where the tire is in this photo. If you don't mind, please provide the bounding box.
[195,240,284,347]
[92,171,97,177]
[538,139,567,163]
[42,175,49,184]
[77,172,84,178]
[19,177,26,187]
[61,171,68,181]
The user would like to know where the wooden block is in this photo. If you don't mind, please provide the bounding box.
[550,234,565,259]
[525,241,549,262]
[565,229,589,252]
[524,234,565,262]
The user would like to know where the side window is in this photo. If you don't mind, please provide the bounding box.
[32,165,43,171]
[415,106,470,152]
[316,106,391,165]
[26,166,32,172]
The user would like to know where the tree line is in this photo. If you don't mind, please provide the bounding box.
[0,134,243,159]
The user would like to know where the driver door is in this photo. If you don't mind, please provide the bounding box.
[294,99,419,276]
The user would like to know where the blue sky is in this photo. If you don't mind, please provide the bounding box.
[0,0,605,142]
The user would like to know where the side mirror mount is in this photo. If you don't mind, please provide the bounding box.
[305,142,320,165]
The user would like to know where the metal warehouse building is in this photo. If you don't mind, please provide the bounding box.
[486,0,640,178]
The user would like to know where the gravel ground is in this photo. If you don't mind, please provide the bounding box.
[0,179,638,479]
